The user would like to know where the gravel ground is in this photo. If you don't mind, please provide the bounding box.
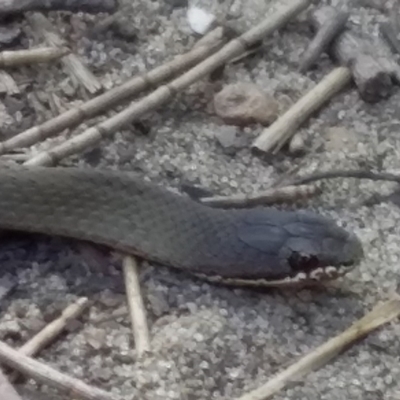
[1,0,400,399]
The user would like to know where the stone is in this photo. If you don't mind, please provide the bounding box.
[214,83,279,126]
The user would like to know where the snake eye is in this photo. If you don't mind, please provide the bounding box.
[288,252,320,273]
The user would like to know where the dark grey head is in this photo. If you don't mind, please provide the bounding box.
[231,208,364,286]
[278,211,363,282]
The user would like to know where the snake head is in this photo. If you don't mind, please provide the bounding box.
[235,208,364,286]
[281,216,364,282]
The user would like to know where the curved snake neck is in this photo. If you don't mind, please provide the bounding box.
[0,166,363,285]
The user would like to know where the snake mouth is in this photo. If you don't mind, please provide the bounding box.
[195,262,354,288]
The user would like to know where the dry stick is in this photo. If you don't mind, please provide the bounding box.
[9,297,90,383]
[0,27,226,156]
[23,0,313,167]
[252,66,352,154]
[311,5,400,103]
[27,13,102,94]
[284,169,400,187]
[235,296,400,400]
[0,0,117,16]
[122,257,150,356]
[0,341,121,400]
[200,184,320,208]
[299,9,349,72]
[0,47,70,67]
[0,369,24,400]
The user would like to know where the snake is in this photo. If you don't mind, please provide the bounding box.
[0,166,363,287]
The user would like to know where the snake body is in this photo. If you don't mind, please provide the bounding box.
[0,166,363,286]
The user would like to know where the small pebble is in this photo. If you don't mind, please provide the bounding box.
[214,83,279,126]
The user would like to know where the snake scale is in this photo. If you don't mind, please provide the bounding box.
[0,166,363,286]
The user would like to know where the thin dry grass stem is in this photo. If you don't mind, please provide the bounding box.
[0,27,227,156]
[123,256,151,357]
[27,13,101,94]
[0,341,121,400]
[235,296,400,400]
[0,47,70,67]
[23,0,313,167]
[9,297,90,383]
[200,184,320,208]
[252,66,352,154]
[0,369,23,400]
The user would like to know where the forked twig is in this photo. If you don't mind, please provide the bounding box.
[23,0,313,166]
[9,297,90,383]
[235,296,400,400]
[0,27,227,155]
[0,341,121,400]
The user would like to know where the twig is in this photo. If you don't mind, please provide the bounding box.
[23,0,313,166]
[0,341,121,400]
[0,47,70,67]
[27,13,102,94]
[283,169,400,187]
[9,297,90,383]
[122,256,151,356]
[0,369,23,400]
[0,0,117,16]
[235,296,400,400]
[200,184,320,208]
[252,66,352,154]
[299,9,349,72]
[0,27,226,155]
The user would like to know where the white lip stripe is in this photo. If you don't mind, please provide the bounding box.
[195,265,347,287]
